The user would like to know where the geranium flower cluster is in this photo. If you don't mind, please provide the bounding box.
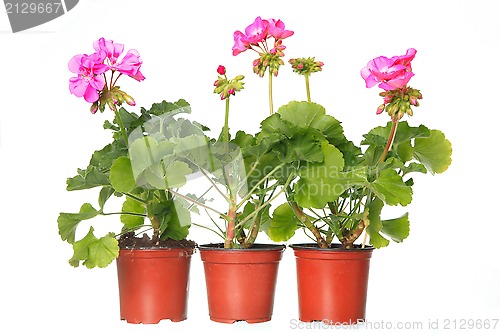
[289,57,324,76]
[213,65,245,100]
[232,16,294,77]
[68,37,145,113]
[361,48,422,120]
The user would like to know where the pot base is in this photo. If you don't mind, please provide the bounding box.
[209,316,271,324]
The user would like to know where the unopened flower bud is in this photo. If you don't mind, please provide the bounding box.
[228,88,235,95]
[217,65,226,75]
[376,104,385,115]
[107,99,117,111]
[90,102,98,114]
[410,96,418,106]
[123,93,136,106]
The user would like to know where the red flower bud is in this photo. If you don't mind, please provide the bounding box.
[217,65,226,75]
[410,96,418,106]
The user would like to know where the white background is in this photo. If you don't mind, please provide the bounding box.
[1,0,499,332]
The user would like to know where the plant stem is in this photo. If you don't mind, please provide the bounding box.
[102,212,146,217]
[268,70,274,115]
[305,75,311,102]
[123,193,147,204]
[199,169,229,202]
[169,189,225,217]
[224,97,230,143]
[224,198,237,248]
[192,223,224,239]
[236,163,285,210]
[291,202,328,248]
[112,72,122,88]
[114,109,129,148]
[379,119,399,163]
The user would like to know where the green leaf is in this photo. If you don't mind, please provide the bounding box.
[144,160,191,190]
[381,213,410,243]
[110,156,136,193]
[279,128,324,163]
[258,113,294,142]
[396,140,414,162]
[160,200,191,240]
[115,107,139,130]
[367,229,390,249]
[278,101,346,145]
[370,169,412,206]
[66,166,109,191]
[174,134,212,169]
[414,129,452,174]
[98,187,115,210]
[69,227,119,268]
[232,130,255,148]
[121,197,145,228]
[267,203,299,242]
[365,196,410,248]
[87,233,120,269]
[363,121,430,147]
[365,198,389,248]
[147,99,191,117]
[58,203,100,244]
[294,142,346,208]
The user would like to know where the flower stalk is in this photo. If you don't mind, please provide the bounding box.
[268,70,274,114]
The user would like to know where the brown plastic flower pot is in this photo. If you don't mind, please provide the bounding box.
[199,243,285,323]
[116,246,195,324]
[290,244,374,325]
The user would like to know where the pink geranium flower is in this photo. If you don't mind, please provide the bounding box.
[93,37,145,81]
[267,19,294,40]
[93,38,124,68]
[115,49,145,81]
[361,48,416,90]
[68,53,108,103]
[243,16,268,44]
[232,31,249,56]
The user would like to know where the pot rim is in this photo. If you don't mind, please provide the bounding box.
[198,243,286,252]
[289,243,374,252]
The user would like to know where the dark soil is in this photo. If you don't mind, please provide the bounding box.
[118,232,197,249]
[199,243,286,250]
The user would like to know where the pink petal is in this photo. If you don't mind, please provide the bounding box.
[130,70,145,81]
[364,74,379,88]
[68,55,84,73]
[90,74,106,90]
[69,77,88,97]
[83,85,100,103]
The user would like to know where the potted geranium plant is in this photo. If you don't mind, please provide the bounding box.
[57,38,203,324]
[165,17,300,323]
[263,48,453,324]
